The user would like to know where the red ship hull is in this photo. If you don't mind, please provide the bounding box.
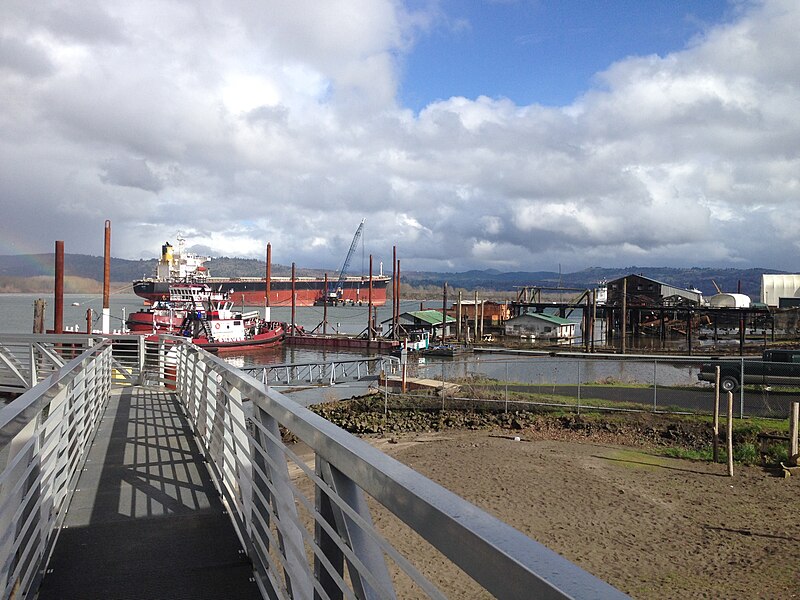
[133,276,390,307]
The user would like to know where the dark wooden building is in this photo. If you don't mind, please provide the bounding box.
[606,274,702,307]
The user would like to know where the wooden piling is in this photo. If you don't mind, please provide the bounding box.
[396,259,401,336]
[102,220,111,333]
[442,282,447,341]
[474,291,479,343]
[54,240,64,334]
[392,246,397,338]
[291,262,296,336]
[456,291,462,341]
[368,255,373,341]
[33,298,46,333]
[265,243,272,319]
[323,273,328,335]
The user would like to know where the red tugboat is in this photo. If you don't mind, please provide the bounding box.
[127,283,285,351]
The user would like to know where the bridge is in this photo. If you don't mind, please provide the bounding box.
[0,334,629,599]
[240,356,398,388]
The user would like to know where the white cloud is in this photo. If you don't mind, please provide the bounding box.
[1,0,799,274]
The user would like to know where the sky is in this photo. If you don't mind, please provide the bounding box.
[1,0,799,274]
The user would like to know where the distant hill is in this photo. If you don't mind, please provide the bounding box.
[398,266,782,299]
[0,253,783,299]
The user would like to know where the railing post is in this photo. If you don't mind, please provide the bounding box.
[251,406,313,598]
[315,458,396,600]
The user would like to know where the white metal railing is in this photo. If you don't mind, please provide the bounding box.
[0,340,111,599]
[241,356,399,387]
[171,342,629,599]
[0,334,631,599]
[0,334,99,395]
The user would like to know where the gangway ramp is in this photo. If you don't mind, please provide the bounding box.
[37,386,260,599]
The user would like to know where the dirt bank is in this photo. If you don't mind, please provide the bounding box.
[370,429,799,598]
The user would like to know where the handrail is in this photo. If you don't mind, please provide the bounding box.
[241,355,399,386]
[0,340,112,599]
[171,342,629,599]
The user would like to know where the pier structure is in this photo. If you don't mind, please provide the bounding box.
[507,284,773,354]
[0,333,629,600]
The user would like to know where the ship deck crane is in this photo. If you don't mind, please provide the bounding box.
[326,219,365,303]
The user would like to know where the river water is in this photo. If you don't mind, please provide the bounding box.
[0,293,703,389]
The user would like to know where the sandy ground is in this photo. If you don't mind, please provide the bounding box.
[363,429,800,599]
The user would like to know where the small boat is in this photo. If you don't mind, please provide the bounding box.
[130,283,285,351]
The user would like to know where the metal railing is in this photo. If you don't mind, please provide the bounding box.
[396,353,800,419]
[0,334,98,395]
[241,356,399,387]
[171,342,629,599]
[1,334,631,598]
[0,340,111,599]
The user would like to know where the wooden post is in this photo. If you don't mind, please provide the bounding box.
[368,255,373,341]
[86,308,93,335]
[584,293,590,352]
[480,299,484,340]
[33,298,46,333]
[265,242,272,321]
[391,246,397,338]
[441,281,448,341]
[713,366,721,463]
[687,310,693,355]
[54,240,64,334]
[102,220,111,334]
[474,291,479,343]
[727,391,734,477]
[323,273,328,336]
[396,259,401,335]
[790,402,799,460]
[456,291,462,341]
[291,262,296,337]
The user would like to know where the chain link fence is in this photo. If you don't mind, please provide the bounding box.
[384,354,799,419]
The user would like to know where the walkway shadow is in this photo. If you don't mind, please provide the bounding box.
[591,454,729,477]
[702,524,800,543]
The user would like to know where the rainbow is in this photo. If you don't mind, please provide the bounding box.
[0,238,60,276]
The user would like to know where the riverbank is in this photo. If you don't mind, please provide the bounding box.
[307,399,799,597]
[371,430,799,598]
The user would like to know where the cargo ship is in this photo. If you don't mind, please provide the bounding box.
[132,238,390,307]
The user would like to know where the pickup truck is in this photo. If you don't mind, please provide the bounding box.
[698,349,800,392]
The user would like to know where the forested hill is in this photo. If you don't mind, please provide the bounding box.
[0,253,781,298]
[401,266,779,299]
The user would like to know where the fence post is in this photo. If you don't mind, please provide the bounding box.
[713,366,720,463]
[576,360,581,415]
[727,391,734,477]
[790,402,799,460]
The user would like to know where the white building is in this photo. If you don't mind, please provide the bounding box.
[761,274,800,308]
[504,313,575,343]
[708,293,751,309]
